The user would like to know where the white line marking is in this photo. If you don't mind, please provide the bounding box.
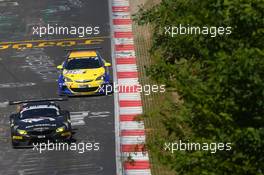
[89,111,111,118]
[0,82,36,88]
[120,121,145,130]
[118,78,140,85]
[125,170,152,175]
[115,38,134,45]
[70,111,89,126]
[117,64,138,72]
[114,25,132,32]
[123,152,149,161]
[119,93,141,100]
[0,101,9,108]
[116,51,136,58]
[120,106,143,115]
[121,136,146,145]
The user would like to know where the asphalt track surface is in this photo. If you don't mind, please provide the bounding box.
[0,0,116,175]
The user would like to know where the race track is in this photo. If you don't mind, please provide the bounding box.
[0,0,116,175]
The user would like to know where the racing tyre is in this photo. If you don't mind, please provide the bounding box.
[11,140,20,148]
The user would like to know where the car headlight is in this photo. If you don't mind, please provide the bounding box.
[56,126,65,133]
[96,75,104,81]
[64,77,73,82]
[17,129,27,135]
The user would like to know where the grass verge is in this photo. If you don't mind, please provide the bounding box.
[130,0,176,174]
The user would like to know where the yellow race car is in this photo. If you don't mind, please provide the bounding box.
[57,48,111,96]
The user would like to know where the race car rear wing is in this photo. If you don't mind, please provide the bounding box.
[65,47,102,52]
[9,98,68,105]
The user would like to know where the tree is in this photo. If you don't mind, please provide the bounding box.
[135,0,264,174]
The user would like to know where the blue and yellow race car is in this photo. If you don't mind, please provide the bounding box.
[57,48,111,96]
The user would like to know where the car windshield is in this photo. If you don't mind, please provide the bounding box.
[65,57,102,70]
[21,108,58,119]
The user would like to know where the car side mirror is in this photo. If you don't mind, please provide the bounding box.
[57,65,63,70]
[104,62,111,67]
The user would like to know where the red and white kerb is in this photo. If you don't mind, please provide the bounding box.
[112,0,152,174]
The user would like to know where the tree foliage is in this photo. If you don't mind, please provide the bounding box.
[135,0,264,174]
